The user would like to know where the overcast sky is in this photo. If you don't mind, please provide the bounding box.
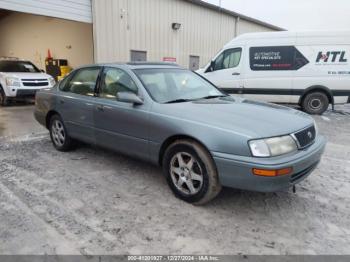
[203,0,350,31]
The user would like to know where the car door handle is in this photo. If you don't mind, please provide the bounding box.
[85,103,93,107]
[59,99,65,104]
[232,72,240,76]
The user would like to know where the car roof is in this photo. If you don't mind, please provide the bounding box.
[78,62,183,70]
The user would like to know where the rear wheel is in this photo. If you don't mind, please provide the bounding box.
[301,91,329,115]
[49,114,75,151]
[163,139,222,205]
[0,88,9,106]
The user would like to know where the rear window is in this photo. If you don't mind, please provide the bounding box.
[0,61,40,73]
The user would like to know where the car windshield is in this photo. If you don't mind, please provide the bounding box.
[134,68,225,103]
[0,60,40,73]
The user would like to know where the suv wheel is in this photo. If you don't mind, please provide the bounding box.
[49,114,74,151]
[302,91,329,115]
[163,140,222,205]
[0,88,9,106]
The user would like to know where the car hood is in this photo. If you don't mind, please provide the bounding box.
[0,72,51,79]
[153,97,314,139]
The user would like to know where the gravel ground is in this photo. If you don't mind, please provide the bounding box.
[0,105,350,255]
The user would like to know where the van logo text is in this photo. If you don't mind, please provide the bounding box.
[316,51,347,63]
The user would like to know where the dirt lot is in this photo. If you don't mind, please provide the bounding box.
[0,104,350,255]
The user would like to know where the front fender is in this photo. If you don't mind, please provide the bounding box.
[148,112,253,164]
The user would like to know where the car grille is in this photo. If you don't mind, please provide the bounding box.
[16,89,37,96]
[21,79,49,87]
[290,161,319,183]
[293,125,316,149]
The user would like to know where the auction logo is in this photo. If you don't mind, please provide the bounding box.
[316,51,348,63]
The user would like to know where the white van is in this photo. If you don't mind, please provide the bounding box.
[197,31,350,114]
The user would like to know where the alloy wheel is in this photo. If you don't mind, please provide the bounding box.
[51,119,66,147]
[169,152,204,195]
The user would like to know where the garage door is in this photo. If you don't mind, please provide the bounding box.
[0,0,92,23]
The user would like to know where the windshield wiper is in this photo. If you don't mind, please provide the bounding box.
[197,95,228,100]
[165,98,193,104]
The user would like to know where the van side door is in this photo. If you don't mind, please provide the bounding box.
[201,47,244,95]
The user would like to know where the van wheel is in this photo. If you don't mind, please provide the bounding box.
[163,139,222,205]
[0,88,9,106]
[49,114,75,152]
[301,91,329,115]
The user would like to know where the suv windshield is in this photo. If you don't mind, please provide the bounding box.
[134,68,224,103]
[0,60,40,73]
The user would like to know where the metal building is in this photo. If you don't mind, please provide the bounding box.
[0,0,282,70]
[0,0,92,23]
[92,0,283,69]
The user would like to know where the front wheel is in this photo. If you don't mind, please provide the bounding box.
[301,91,329,115]
[163,140,222,205]
[49,114,75,152]
[0,88,9,106]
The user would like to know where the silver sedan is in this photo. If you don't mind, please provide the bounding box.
[34,62,326,204]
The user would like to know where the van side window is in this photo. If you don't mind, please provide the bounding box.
[213,48,242,71]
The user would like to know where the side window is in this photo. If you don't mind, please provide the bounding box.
[213,52,224,71]
[223,48,242,69]
[62,67,100,96]
[58,74,71,91]
[213,48,242,71]
[100,68,138,100]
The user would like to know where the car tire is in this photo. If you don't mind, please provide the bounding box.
[49,114,75,152]
[163,139,222,205]
[0,87,9,106]
[302,91,329,115]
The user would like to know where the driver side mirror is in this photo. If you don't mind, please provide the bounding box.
[117,91,143,105]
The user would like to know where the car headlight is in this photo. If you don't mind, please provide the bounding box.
[6,77,21,87]
[48,77,56,87]
[249,135,298,157]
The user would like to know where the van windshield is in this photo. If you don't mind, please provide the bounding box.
[0,61,40,73]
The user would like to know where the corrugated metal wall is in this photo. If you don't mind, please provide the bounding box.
[0,0,92,23]
[92,0,276,68]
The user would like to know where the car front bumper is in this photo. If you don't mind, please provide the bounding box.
[212,135,326,192]
[6,87,50,98]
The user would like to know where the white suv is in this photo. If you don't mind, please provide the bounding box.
[0,58,56,106]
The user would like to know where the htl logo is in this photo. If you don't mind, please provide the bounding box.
[316,51,348,63]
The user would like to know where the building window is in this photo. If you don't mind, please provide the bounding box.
[189,55,200,71]
[130,50,147,62]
